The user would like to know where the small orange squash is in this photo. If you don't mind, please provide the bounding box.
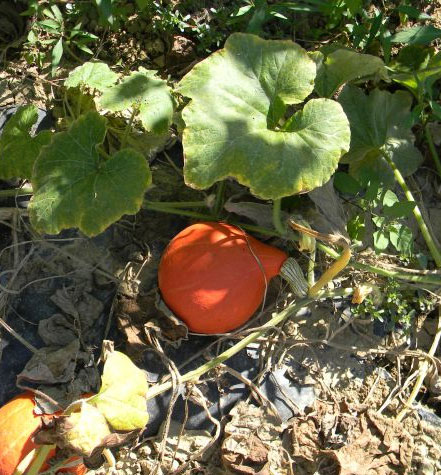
[158,222,287,333]
[0,392,87,475]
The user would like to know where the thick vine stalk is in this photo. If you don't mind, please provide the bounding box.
[145,299,311,399]
[145,288,354,401]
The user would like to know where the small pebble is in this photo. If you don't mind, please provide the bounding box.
[138,445,152,457]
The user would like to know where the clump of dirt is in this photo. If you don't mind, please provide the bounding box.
[0,61,52,109]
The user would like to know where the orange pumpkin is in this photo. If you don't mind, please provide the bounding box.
[0,392,87,475]
[158,222,287,333]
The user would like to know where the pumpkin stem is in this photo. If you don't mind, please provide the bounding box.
[279,258,308,297]
[0,186,33,198]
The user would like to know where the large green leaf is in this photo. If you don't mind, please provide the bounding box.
[338,86,423,184]
[64,61,118,91]
[89,351,149,431]
[99,68,174,134]
[29,112,151,236]
[312,47,387,97]
[0,105,51,179]
[390,46,441,95]
[178,33,350,200]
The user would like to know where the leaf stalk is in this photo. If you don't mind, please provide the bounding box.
[213,180,226,217]
[145,200,207,209]
[272,198,286,235]
[13,444,56,475]
[143,202,214,220]
[381,150,441,267]
[121,107,138,149]
[424,124,441,179]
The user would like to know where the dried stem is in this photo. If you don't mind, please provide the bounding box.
[396,306,441,421]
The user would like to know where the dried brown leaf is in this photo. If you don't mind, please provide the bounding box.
[51,287,104,329]
[38,313,78,346]
[116,290,187,356]
[222,435,269,474]
[222,402,287,475]
[154,297,188,345]
[289,401,414,474]
[17,340,82,386]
